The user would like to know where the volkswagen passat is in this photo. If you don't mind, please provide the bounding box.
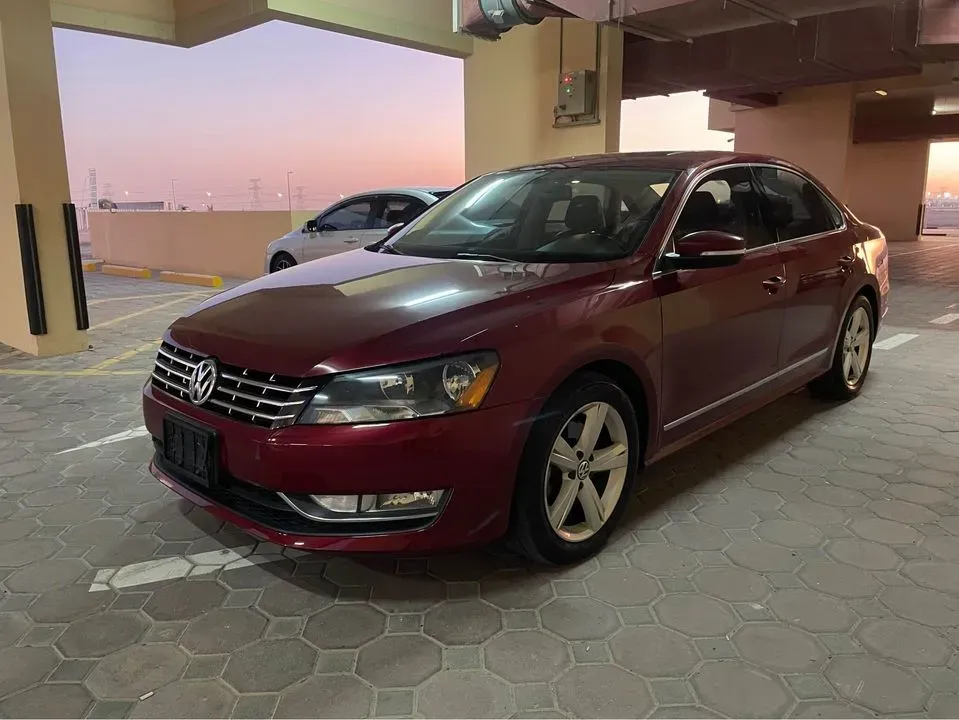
[145,151,889,564]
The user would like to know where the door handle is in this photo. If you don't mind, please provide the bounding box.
[762,275,786,292]
[345,237,360,244]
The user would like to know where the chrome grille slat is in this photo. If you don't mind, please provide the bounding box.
[151,341,315,428]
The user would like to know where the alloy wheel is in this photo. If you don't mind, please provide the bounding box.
[544,401,630,543]
[842,306,871,388]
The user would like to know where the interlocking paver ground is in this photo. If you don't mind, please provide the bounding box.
[1,255,958,718]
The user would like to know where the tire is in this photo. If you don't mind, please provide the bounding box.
[808,294,875,402]
[508,372,641,565]
[270,252,297,273]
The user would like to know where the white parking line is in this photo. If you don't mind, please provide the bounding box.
[930,313,959,325]
[56,427,149,455]
[89,546,288,592]
[874,333,919,350]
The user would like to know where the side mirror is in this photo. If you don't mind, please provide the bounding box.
[665,230,746,269]
[385,222,404,240]
[304,219,318,233]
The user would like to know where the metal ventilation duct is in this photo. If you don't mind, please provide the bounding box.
[457,0,570,40]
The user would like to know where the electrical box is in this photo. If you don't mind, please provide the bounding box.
[555,69,596,118]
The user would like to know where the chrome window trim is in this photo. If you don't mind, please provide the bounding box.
[652,162,848,276]
[663,347,829,432]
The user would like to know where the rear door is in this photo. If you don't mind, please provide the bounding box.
[655,165,786,441]
[371,195,430,239]
[303,196,377,262]
[751,165,857,369]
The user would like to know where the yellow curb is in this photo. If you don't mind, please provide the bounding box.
[158,271,223,288]
[82,259,103,272]
[102,264,151,279]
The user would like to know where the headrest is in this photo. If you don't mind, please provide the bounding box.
[565,195,605,234]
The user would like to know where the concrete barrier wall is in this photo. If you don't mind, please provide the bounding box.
[88,210,318,279]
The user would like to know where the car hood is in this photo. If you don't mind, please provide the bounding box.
[168,249,613,377]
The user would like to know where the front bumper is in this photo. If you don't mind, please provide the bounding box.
[143,383,533,552]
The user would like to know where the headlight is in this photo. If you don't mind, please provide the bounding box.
[297,351,499,425]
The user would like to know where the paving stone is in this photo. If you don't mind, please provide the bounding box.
[870,499,940,525]
[879,586,959,627]
[356,635,441,688]
[0,683,93,718]
[555,664,653,719]
[130,680,236,719]
[85,536,162,568]
[692,566,768,602]
[929,694,959,719]
[480,570,554,610]
[654,594,737,637]
[806,486,868,507]
[792,701,872,718]
[754,519,824,548]
[424,599,501,645]
[826,656,930,714]
[798,562,881,599]
[418,670,513,718]
[0,539,62,568]
[180,608,267,654]
[370,574,447,613]
[725,540,801,573]
[662,522,730,551]
[60,517,127,545]
[514,683,556,712]
[540,597,621,641]
[733,624,826,672]
[722,488,784,510]
[694,503,759,529]
[609,626,699,677]
[86,644,189,700]
[485,631,570,683]
[0,518,39,542]
[924,535,959,562]
[0,611,30,648]
[627,544,701,576]
[826,538,901,570]
[693,661,791,718]
[786,673,834,700]
[257,577,337,617]
[183,655,229,680]
[4,558,86,593]
[143,580,227,621]
[856,619,953,666]
[374,689,414,717]
[769,589,856,632]
[585,567,661,606]
[274,675,373,719]
[851,517,922,545]
[222,638,317,693]
[0,646,58,697]
[903,560,959,594]
[56,611,148,657]
[303,604,386,649]
[445,645,483,669]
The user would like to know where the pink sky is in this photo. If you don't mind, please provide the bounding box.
[53,22,957,212]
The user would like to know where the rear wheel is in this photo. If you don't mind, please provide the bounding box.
[808,294,874,401]
[508,372,640,565]
[270,252,297,273]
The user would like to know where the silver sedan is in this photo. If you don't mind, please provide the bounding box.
[265,187,451,273]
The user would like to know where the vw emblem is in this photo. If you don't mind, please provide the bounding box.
[188,358,218,406]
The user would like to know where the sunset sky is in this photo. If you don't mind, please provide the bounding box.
[53,21,958,212]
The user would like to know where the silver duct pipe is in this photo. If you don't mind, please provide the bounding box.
[458,0,570,40]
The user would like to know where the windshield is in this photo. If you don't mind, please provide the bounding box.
[384,167,679,263]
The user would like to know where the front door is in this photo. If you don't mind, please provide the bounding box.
[751,166,858,368]
[372,195,429,239]
[656,165,786,441]
[303,196,378,262]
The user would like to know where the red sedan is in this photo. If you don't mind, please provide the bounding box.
[144,151,889,564]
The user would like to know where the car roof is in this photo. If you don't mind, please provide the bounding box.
[342,187,450,199]
[503,150,791,174]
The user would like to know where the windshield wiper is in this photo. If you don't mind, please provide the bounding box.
[454,252,517,263]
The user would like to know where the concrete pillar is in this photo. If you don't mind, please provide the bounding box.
[464,18,623,179]
[0,0,87,356]
[733,84,856,202]
[847,140,930,242]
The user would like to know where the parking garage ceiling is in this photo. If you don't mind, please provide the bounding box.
[462,0,959,107]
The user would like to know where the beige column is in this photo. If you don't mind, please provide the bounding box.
[0,0,87,356]
[847,139,930,242]
[733,84,856,202]
[464,18,623,179]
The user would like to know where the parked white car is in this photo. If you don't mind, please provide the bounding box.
[265,187,452,273]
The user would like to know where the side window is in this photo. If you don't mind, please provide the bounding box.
[320,200,373,231]
[373,197,427,229]
[752,167,843,241]
[672,167,774,250]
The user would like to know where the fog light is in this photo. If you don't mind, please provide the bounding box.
[308,495,375,513]
[376,491,444,512]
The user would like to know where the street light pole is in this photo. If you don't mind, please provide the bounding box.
[286,171,293,213]
[171,178,178,211]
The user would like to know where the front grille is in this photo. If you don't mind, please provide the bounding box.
[151,342,317,428]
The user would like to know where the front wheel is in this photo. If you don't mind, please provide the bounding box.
[270,252,297,273]
[808,295,874,402]
[508,372,640,565]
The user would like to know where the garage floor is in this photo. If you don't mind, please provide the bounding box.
[1,242,958,719]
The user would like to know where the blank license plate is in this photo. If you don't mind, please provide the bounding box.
[162,416,217,487]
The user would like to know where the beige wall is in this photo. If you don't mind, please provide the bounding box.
[89,211,306,279]
[847,140,930,242]
[464,18,623,178]
[734,84,857,201]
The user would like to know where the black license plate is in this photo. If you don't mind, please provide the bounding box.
[162,416,218,488]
